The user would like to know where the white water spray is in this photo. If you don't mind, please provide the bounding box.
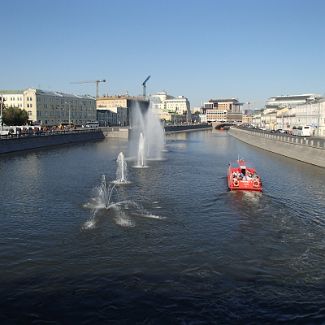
[113,152,130,184]
[137,132,145,167]
[97,175,117,208]
[129,101,165,165]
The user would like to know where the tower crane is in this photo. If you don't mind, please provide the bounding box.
[70,79,106,98]
[142,75,151,98]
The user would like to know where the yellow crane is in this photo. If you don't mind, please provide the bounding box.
[70,79,106,98]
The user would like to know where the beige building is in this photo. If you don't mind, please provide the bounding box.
[0,90,24,109]
[261,109,277,130]
[96,95,149,126]
[1,88,96,126]
[206,109,227,122]
[242,114,253,124]
[203,98,242,123]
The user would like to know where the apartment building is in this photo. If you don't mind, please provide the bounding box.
[203,98,243,123]
[96,95,149,126]
[250,94,325,136]
[150,92,191,122]
[266,94,321,109]
[0,88,96,126]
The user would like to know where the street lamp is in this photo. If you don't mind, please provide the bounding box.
[317,100,321,137]
[65,101,71,126]
[0,94,3,132]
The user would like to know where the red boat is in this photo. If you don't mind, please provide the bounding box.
[227,159,263,192]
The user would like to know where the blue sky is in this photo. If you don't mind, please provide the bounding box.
[1,0,325,108]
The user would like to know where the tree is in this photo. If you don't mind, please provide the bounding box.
[2,107,29,126]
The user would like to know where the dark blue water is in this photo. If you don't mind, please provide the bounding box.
[0,130,325,324]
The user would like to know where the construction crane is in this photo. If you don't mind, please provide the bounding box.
[70,79,106,98]
[142,75,151,98]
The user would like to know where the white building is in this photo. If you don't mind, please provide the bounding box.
[281,100,325,136]
[164,96,190,115]
[0,90,24,109]
[266,94,321,108]
[150,92,191,122]
[252,95,325,136]
[1,88,96,126]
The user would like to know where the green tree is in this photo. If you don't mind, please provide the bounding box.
[2,107,29,126]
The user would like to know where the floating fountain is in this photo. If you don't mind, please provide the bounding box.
[129,101,165,167]
[97,175,116,208]
[113,152,130,184]
[82,174,165,230]
[135,132,146,168]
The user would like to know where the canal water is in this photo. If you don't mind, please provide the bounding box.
[0,130,324,324]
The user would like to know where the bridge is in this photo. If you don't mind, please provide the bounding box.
[212,122,236,129]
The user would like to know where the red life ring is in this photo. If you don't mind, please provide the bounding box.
[253,180,259,187]
[233,179,239,187]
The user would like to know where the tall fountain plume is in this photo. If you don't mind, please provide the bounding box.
[129,101,165,164]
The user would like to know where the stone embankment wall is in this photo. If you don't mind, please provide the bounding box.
[229,127,325,168]
[164,124,211,133]
[101,127,129,138]
[101,124,212,138]
[0,130,104,154]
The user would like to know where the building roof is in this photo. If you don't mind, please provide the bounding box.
[32,89,94,100]
[0,90,24,94]
[268,94,321,102]
[97,95,149,102]
[1,88,95,99]
[208,98,239,103]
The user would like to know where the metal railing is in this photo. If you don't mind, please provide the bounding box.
[235,126,325,149]
[0,127,102,140]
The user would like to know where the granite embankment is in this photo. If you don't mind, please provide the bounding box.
[103,124,212,138]
[229,127,325,168]
[164,124,212,133]
[0,129,104,154]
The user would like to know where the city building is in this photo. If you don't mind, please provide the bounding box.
[242,114,253,125]
[150,92,191,123]
[261,109,277,130]
[278,99,325,136]
[203,98,243,123]
[96,95,149,126]
[0,88,96,126]
[96,109,117,127]
[266,94,321,109]
[250,94,325,136]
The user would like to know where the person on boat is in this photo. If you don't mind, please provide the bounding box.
[246,171,252,180]
[239,168,245,180]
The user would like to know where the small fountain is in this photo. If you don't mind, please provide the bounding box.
[82,174,165,230]
[97,175,116,208]
[113,152,130,184]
